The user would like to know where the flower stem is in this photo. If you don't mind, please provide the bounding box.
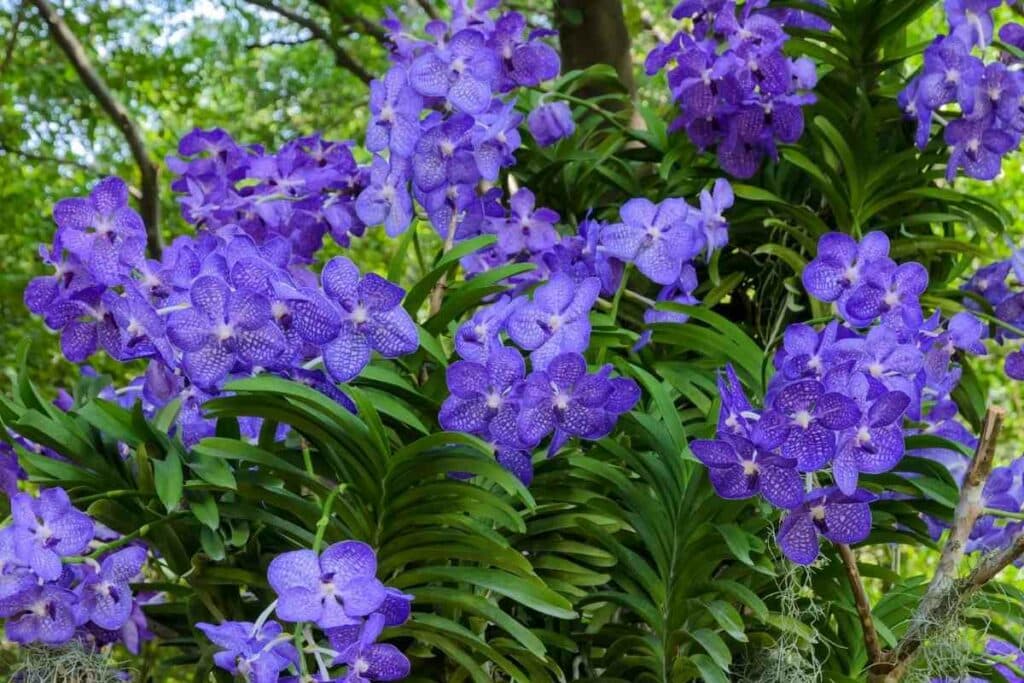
[313,483,346,554]
[66,511,187,563]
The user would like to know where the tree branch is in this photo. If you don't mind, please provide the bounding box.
[246,35,316,50]
[838,543,884,671]
[870,406,1006,682]
[29,0,162,256]
[0,141,142,199]
[243,0,373,84]
[414,0,441,21]
[1,1,25,76]
[307,0,388,44]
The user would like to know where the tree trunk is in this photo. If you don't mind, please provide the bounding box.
[555,0,635,98]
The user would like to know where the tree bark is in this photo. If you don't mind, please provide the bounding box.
[30,0,163,257]
[555,0,635,97]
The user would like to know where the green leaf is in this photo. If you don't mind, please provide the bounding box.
[190,492,220,530]
[153,448,184,511]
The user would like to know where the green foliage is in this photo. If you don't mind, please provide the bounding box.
[6,0,1024,681]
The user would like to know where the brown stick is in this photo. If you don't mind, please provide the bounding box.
[243,0,373,84]
[870,407,1006,682]
[29,0,163,257]
[838,544,885,670]
[427,211,460,316]
[415,0,441,21]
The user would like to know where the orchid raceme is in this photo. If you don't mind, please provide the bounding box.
[7,0,1024,682]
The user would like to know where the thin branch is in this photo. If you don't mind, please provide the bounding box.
[246,35,317,50]
[414,0,441,21]
[243,0,373,84]
[838,544,884,671]
[29,0,162,256]
[307,0,388,44]
[0,142,142,199]
[870,407,1006,682]
[427,211,459,316]
[966,527,1024,587]
[1,0,25,76]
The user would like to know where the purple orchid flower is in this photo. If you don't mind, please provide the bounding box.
[167,276,286,389]
[52,177,146,286]
[409,29,499,114]
[328,613,411,683]
[802,231,891,304]
[506,273,600,369]
[267,540,386,629]
[691,435,803,508]
[832,381,910,494]
[777,487,877,565]
[356,156,414,237]
[527,101,575,147]
[0,584,79,645]
[11,488,94,581]
[762,379,860,472]
[455,295,517,362]
[320,257,419,383]
[197,620,299,683]
[515,352,639,448]
[366,65,423,158]
[78,546,148,630]
[497,188,560,255]
[439,346,525,435]
[600,197,704,285]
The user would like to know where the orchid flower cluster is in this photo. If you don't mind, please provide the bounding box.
[963,245,1024,378]
[364,0,560,247]
[900,0,1024,181]
[438,182,737,482]
[693,231,994,564]
[23,173,420,446]
[0,487,151,653]
[199,541,411,683]
[645,0,822,178]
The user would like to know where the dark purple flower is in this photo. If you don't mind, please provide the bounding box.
[489,11,560,90]
[0,584,78,645]
[763,379,860,472]
[691,435,803,508]
[409,29,499,114]
[944,116,1018,181]
[833,381,910,494]
[698,178,733,256]
[527,102,575,147]
[197,620,299,683]
[52,177,146,286]
[600,197,704,285]
[507,273,600,369]
[497,189,560,255]
[777,487,876,564]
[455,295,517,362]
[268,540,386,628]
[802,231,891,304]
[946,0,1000,48]
[167,276,286,389]
[844,261,929,329]
[320,257,419,383]
[366,65,423,158]
[328,613,411,682]
[439,346,525,435]
[516,352,639,447]
[918,36,984,114]
[356,156,414,237]
[11,488,94,581]
[78,546,147,630]
[411,114,478,192]
[717,364,756,437]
